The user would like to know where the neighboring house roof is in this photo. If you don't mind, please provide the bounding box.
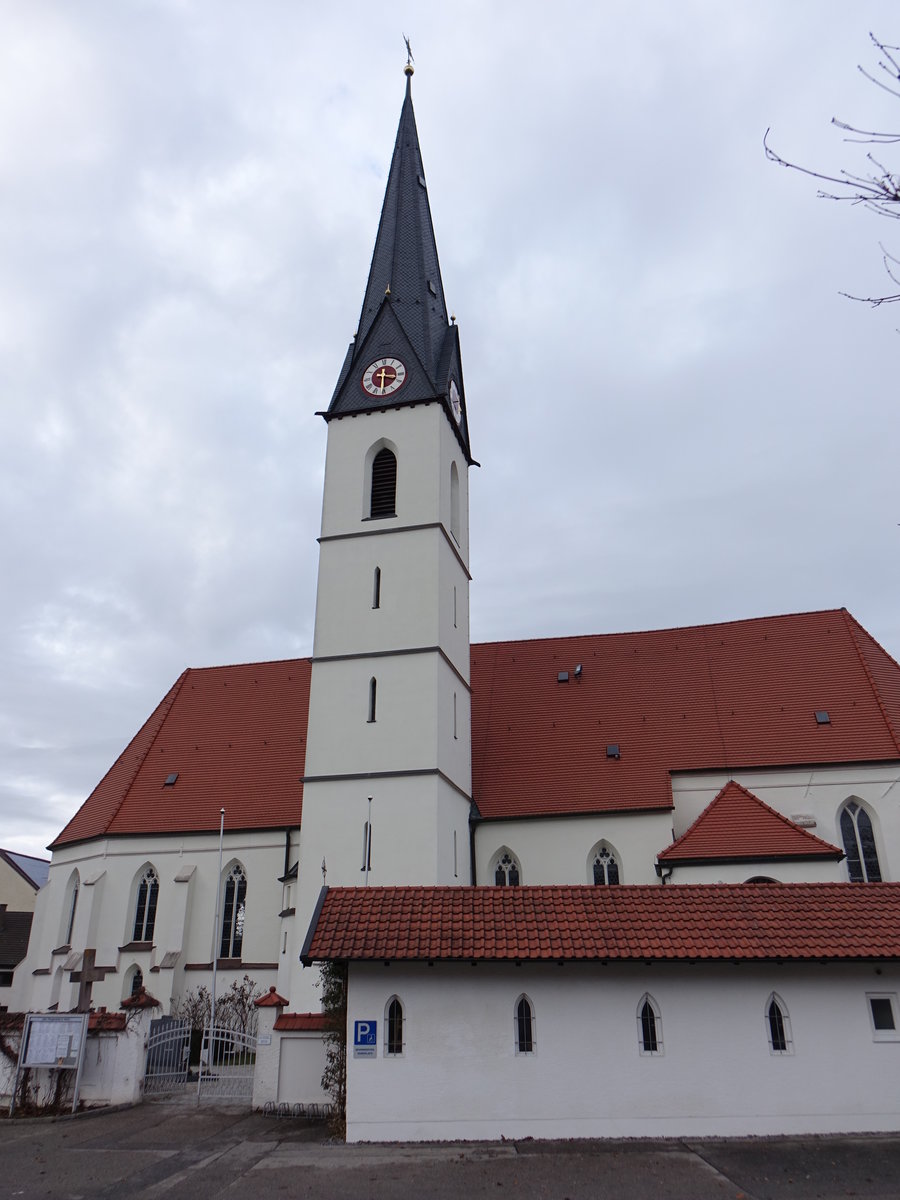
[0,850,50,890]
[0,908,34,968]
[273,1012,332,1032]
[51,608,900,847]
[52,659,310,848]
[657,781,843,865]
[301,883,900,964]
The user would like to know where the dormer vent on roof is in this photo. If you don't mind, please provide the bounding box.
[164,772,178,786]
[606,744,621,760]
[815,710,831,725]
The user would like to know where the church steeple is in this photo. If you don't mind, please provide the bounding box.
[326,66,472,462]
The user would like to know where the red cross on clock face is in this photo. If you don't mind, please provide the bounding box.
[362,357,406,397]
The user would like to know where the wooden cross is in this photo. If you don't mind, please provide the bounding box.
[70,948,114,1013]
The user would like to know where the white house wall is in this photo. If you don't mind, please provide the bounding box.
[345,960,900,1142]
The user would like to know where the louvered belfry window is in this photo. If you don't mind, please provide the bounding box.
[370,448,397,518]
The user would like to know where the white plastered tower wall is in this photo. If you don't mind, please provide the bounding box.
[287,401,472,1012]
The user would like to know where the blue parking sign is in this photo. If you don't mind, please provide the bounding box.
[353,1019,377,1058]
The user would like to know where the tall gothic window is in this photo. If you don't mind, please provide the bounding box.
[493,850,521,886]
[515,995,535,1054]
[840,801,882,882]
[220,864,247,958]
[132,865,159,941]
[591,844,620,885]
[385,996,404,1056]
[64,872,79,945]
[370,448,397,518]
[638,994,663,1055]
[766,993,792,1054]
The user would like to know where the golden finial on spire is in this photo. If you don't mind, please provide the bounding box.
[403,34,414,76]
[385,283,391,296]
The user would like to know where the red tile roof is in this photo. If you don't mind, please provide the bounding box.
[273,1012,332,1032]
[51,609,900,845]
[302,883,900,963]
[471,609,900,819]
[657,781,843,864]
[52,659,310,847]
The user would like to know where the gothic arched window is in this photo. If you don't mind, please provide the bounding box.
[370,448,397,518]
[450,461,460,543]
[515,994,535,1054]
[590,843,620,885]
[493,850,521,887]
[62,870,80,946]
[766,993,792,1054]
[840,801,882,882]
[132,865,159,942]
[385,996,404,1056]
[220,864,247,958]
[637,994,663,1055]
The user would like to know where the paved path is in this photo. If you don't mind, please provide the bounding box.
[2,1104,900,1199]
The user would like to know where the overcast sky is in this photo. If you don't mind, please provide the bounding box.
[2,0,898,859]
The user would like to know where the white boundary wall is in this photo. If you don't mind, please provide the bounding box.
[345,960,900,1142]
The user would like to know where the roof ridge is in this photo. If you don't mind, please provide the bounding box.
[841,609,900,754]
[471,608,849,651]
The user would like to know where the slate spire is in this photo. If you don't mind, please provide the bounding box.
[326,64,472,461]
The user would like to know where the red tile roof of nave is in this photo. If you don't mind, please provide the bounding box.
[657,781,843,863]
[303,883,900,963]
[51,659,310,848]
[469,609,900,820]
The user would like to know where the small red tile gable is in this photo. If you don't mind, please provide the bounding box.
[658,781,843,863]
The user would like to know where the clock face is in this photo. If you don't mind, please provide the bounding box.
[362,357,406,397]
[449,379,462,423]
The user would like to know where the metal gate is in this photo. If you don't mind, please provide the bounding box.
[197,1025,258,1102]
[144,1017,191,1096]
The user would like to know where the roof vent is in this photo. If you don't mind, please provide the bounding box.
[164,772,179,786]
[606,744,620,759]
[815,710,831,725]
[574,663,583,679]
[557,671,569,684]
[428,280,437,296]
[417,173,426,189]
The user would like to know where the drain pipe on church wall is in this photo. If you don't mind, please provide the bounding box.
[211,807,225,1020]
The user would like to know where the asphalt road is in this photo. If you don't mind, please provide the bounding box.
[2,1103,899,1200]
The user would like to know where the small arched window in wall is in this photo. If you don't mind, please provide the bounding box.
[385,996,404,1056]
[493,850,521,886]
[637,994,663,1055]
[220,864,247,958]
[132,865,159,942]
[372,566,382,609]
[840,800,882,882]
[370,448,397,518]
[128,966,144,999]
[591,843,620,885]
[449,461,460,543]
[368,677,377,723]
[766,992,793,1054]
[515,994,535,1054]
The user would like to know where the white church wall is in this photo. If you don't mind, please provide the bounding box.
[474,812,672,886]
[11,831,286,1015]
[672,764,900,881]
[665,858,842,884]
[344,959,900,1142]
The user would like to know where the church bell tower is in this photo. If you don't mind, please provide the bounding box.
[290,64,474,1001]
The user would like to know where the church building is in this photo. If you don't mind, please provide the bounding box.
[11,63,900,1141]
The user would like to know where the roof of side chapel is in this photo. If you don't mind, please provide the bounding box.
[51,608,900,848]
[657,780,843,864]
